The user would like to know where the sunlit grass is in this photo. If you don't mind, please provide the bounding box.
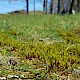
[0,13,80,79]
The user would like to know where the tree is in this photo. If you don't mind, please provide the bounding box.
[45,0,48,14]
[50,0,53,14]
[61,0,71,15]
[69,0,75,14]
[58,0,60,13]
[77,0,80,12]
[26,0,29,14]
[34,0,35,14]
[43,0,47,14]
[43,0,46,14]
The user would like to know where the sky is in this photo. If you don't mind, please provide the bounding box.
[0,0,43,14]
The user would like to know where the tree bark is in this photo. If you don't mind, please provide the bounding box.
[34,0,35,14]
[43,0,47,14]
[58,0,60,13]
[77,0,80,12]
[50,0,53,14]
[45,0,48,14]
[69,0,75,14]
[43,0,45,14]
[53,0,58,14]
[26,0,29,15]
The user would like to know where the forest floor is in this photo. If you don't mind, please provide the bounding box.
[0,13,80,80]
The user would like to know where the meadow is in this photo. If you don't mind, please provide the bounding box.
[0,13,80,79]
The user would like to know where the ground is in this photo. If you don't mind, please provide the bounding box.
[0,13,80,80]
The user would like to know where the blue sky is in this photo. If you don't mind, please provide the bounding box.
[0,0,43,14]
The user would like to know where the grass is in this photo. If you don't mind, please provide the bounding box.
[0,13,80,79]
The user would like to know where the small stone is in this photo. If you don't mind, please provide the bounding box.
[7,75,19,79]
[7,75,14,78]
[19,78,22,80]
[13,75,19,78]
[0,77,6,80]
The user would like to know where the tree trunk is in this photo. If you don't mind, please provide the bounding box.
[34,0,35,14]
[50,0,53,14]
[61,0,73,15]
[69,0,75,14]
[77,0,80,12]
[43,0,45,14]
[26,0,29,15]
[45,0,48,14]
[43,0,47,14]
[58,0,60,13]
[53,0,58,14]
